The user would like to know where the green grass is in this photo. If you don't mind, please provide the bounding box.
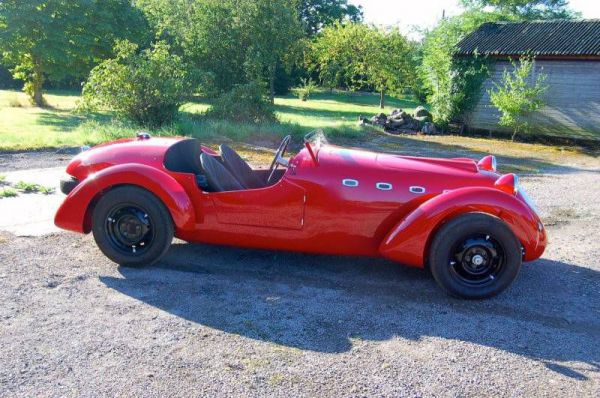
[0,88,421,151]
[1,88,597,173]
[13,181,55,194]
[0,178,56,198]
[0,90,114,150]
[0,187,18,198]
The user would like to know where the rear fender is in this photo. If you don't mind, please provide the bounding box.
[379,187,545,268]
[54,163,195,234]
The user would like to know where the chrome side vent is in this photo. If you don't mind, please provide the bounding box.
[376,182,393,191]
[409,186,426,194]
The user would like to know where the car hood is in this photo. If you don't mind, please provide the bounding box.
[319,145,479,175]
[314,145,499,190]
[65,137,182,181]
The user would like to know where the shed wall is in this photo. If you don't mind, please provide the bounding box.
[465,60,600,139]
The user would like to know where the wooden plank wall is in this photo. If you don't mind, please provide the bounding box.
[465,60,600,139]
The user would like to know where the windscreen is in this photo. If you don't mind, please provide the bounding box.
[303,129,328,155]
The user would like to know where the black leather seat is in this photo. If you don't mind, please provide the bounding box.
[163,139,204,174]
[220,144,265,189]
[200,153,244,192]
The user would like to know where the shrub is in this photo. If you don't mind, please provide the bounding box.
[296,78,317,101]
[82,40,190,128]
[420,10,511,127]
[0,188,18,198]
[489,56,547,141]
[204,82,278,124]
[14,181,55,194]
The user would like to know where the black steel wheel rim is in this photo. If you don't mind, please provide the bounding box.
[449,234,506,287]
[105,204,154,256]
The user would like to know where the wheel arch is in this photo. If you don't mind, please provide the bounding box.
[378,187,545,268]
[54,163,195,234]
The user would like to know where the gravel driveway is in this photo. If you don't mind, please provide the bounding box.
[1,145,599,397]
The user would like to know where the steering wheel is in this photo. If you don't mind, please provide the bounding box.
[267,135,291,184]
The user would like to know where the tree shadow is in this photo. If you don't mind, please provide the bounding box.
[291,91,423,109]
[100,242,600,380]
[274,103,369,121]
[36,111,111,132]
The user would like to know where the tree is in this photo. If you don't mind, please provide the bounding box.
[309,23,413,108]
[295,0,363,35]
[82,41,190,128]
[365,29,413,108]
[0,0,148,106]
[136,0,248,95]
[419,10,511,126]
[308,22,366,91]
[136,0,303,101]
[460,0,578,19]
[488,56,547,141]
[240,0,303,104]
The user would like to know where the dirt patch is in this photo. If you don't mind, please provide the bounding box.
[543,207,581,227]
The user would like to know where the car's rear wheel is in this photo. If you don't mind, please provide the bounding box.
[92,186,174,267]
[429,213,522,299]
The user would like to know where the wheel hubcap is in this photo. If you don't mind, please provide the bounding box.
[450,235,505,286]
[106,205,153,255]
[471,254,484,266]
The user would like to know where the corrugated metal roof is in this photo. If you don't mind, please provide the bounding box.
[456,20,600,57]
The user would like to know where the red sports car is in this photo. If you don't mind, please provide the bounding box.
[55,131,546,299]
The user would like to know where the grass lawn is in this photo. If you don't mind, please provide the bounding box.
[1,88,597,173]
[0,89,420,151]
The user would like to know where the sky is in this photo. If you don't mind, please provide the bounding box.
[349,0,600,38]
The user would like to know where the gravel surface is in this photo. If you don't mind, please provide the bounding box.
[0,150,74,172]
[1,146,599,397]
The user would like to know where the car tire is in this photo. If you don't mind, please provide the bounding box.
[92,186,174,267]
[429,212,522,299]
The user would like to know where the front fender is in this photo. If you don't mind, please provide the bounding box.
[379,187,546,268]
[54,163,195,234]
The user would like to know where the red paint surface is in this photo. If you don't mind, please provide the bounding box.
[55,137,546,267]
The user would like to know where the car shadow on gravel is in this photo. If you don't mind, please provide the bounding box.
[100,242,600,380]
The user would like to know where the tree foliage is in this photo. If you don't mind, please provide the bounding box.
[308,23,413,107]
[136,0,245,94]
[204,82,277,124]
[82,41,190,128]
[488,56,547,140]
[0,0,148,105]
[460,0,577,19]
[295,0,363,35]
[419,11,512,126]
[136,0,301,101]
[240,0,303,104]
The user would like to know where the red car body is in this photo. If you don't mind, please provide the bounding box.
[55,134,546,270]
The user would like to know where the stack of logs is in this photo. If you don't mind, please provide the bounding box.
[359,106,437,135]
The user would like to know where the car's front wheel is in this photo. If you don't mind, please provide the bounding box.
[92,186,174,267]
[429,213,522,299]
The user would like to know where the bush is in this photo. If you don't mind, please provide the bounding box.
[295,78,317,101]
[204,82,278,124]
[489,56,547,141]
[420,11,511,127]
[81,40,190,128]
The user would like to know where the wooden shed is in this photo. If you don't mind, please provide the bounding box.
[456,20,600,141]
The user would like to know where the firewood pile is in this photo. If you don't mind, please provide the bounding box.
[359,106,437,135]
